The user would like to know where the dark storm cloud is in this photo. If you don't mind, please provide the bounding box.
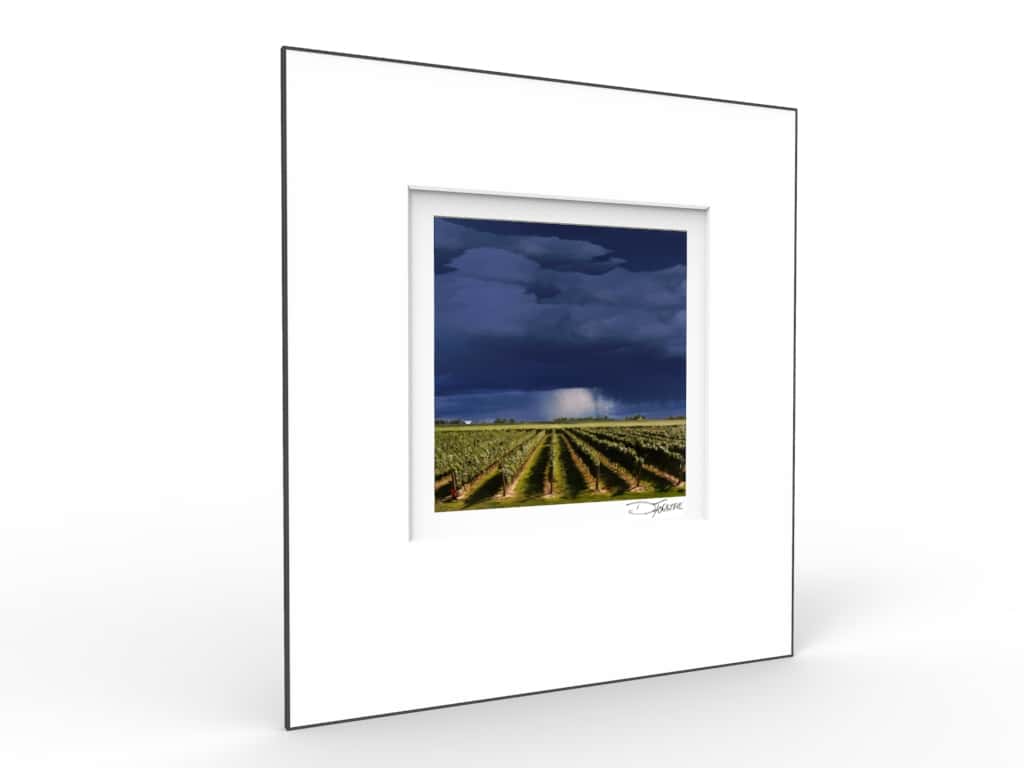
[434,217,686,421]
[435,218,624,274]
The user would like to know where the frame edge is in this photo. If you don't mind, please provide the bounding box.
[281,45,798,113]
[281,44,293,731]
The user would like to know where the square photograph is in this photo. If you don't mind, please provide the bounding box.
[433,216,687,512]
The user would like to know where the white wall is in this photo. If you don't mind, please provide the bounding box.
[1,1,1021,765]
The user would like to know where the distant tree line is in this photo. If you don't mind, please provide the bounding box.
[435,414,683,426]
[435,417,518,425]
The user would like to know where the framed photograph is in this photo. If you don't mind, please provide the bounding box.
[282,47,796,729]
[409,188,707,542]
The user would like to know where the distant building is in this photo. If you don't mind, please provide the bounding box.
[463,420,473,425]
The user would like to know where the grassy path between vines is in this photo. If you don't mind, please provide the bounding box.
[511,432,551,500]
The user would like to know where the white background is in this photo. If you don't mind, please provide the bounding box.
[1,1,1022,765]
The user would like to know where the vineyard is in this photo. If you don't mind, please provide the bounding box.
[434,420,685,511]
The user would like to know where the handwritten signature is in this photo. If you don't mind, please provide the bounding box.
[625,499,685,518]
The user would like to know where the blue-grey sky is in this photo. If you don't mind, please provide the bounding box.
[434,217,686,422]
